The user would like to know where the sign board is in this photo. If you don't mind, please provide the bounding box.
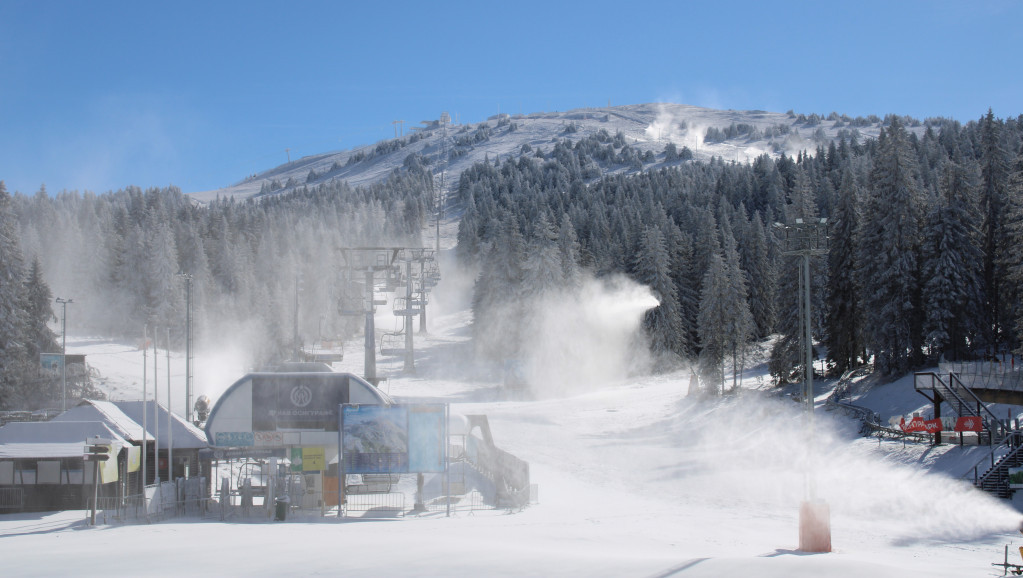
[254,431,285,447]
[251,374,350,431]
[201,448,287,461]
[40,353,63,373]
[303,446,325,472]
[1010,467,1023,489]
[215,432,255,447]
[340,404,447,474]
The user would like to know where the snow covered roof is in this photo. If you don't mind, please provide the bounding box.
[0,421,128,459]
[51,400,150,443]
[113,401,208,449]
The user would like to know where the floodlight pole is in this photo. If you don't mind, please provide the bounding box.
[404,256,415,373]
[776,217,830,553]
[56,298,73,411]
[176,273,193,423]
[364,269,377,383]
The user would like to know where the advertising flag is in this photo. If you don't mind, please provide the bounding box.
[905,416,927,432]
[954,416,983,432]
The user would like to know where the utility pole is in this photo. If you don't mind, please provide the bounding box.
[55,298,73,411]
[153,327,159,485]
[142,325,148,493]
[166,328,173,483]
[285,148,291,163]
[776,217,830,553]
[176,274,193,423]
[404,254,415,373]
[294,273,302,359]
[364,268,377,384]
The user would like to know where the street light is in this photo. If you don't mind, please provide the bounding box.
[55,297,73,411]
[175,274,193,423]
[775,217,830,553]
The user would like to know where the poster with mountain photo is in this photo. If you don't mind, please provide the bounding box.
[1009,467,1023,489]
[341,405,409,473]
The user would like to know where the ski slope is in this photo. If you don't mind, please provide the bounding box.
[3,265,1023,577]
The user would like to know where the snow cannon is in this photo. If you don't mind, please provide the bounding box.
[194,395,211,424]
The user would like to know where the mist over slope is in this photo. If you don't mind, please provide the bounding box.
[189,103,898,202]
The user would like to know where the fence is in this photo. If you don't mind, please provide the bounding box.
[344,492,406,517]
[86,477,211,524]
[0,487,24,510]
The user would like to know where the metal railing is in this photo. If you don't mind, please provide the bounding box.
[963,431,1023,498]
[941,360,1023,392]
[915,372,1007,442]
[0,487,24,510]
[344,493,406,517]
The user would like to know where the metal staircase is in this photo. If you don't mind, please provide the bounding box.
[914,372,1007,444]
[966,433,1023,498]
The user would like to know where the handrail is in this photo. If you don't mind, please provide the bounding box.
[962,431,1023,484]
[948,373,1008,437]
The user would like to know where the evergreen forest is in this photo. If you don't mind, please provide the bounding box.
[2,109,1023,408]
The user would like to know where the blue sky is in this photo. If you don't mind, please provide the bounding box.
[1,1,1020,196]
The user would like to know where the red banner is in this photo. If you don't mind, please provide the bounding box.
[954,416,983,432]
[903,416,927,432]
[923,418,943,433]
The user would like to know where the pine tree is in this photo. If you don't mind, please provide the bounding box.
[521,212,563,300]
[743,213,777,338]
[0,181,29,408]
[920,155,983,360]
[633,226,685,362]
[825,168,863,372]
[558,213,582,288]
[979,109,1011,345]
[697,252,729,392]
[1002,144,1023,350]
[23,256,59,359]
[719,221,755,390]
[858,120,925,374]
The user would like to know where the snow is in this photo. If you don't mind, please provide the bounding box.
[4,257,1023,576]
[187,103,896,204]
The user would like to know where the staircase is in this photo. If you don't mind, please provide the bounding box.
[967,433,1023,498]
[914,372,1008,444]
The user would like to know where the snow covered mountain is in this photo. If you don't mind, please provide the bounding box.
[188,103,896,203]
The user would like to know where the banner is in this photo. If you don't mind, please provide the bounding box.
[251,374,350,431]
[341,404,447,474]
[954,416,983,432]
[902,417,927,432]
[922,418,943,434]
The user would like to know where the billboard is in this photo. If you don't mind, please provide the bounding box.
[40,353,63,372]
[340,404,446,474]
[1010,467,1023,489]
[251,374,350,431]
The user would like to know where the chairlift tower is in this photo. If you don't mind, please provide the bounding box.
[338,248,400,386]
[775,217,830,553]
[337,248,439,381]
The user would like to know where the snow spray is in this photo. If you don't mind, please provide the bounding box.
[520,275,659,396]
[662,393,1022,545]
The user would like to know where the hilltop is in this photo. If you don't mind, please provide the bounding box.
[188,103,902,203]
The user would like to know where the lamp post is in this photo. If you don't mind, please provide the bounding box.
[775,217,830,553]
[55,297,73,411]
[176,274,193,423]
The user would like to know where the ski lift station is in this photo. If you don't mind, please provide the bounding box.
[202,362,532,518]
[203,364,395,511]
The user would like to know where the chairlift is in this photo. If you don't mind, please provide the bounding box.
[337,284,364,316]
[303,339,344,363]
[380,333,405,356]
[384,267,404,291]
[392,297,421,316]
